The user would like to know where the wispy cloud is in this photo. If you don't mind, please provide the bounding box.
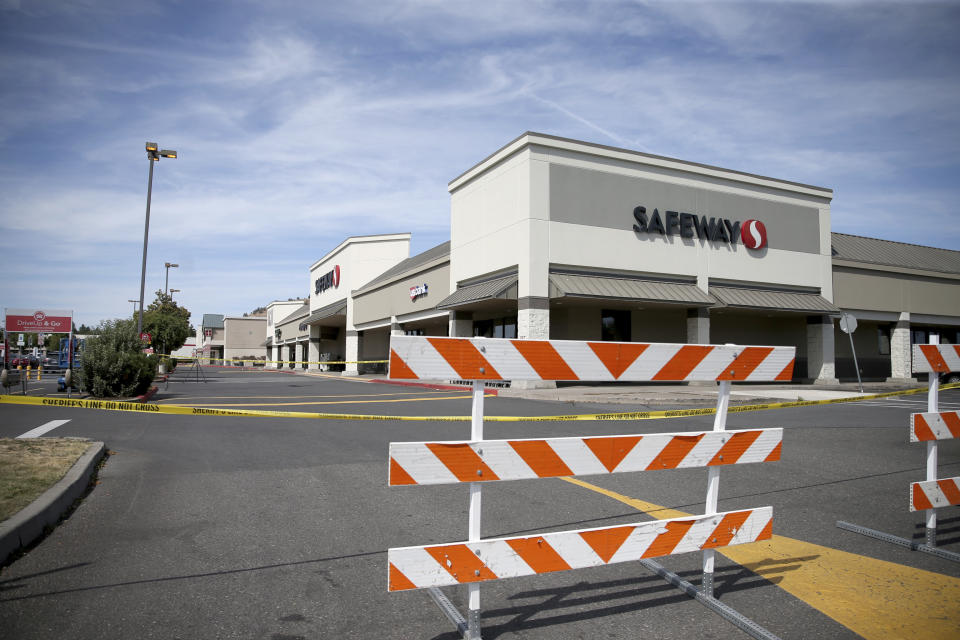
[1,0,958,326]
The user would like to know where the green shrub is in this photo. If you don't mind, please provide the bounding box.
[79,319,156,398]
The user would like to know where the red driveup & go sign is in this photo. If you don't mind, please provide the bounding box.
[4,308,73,333]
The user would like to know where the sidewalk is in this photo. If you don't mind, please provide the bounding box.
[360,373,922,406]
[498,381,920,406]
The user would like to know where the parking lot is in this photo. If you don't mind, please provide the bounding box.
[1,365,959,639]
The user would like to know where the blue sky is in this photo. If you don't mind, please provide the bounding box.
[1,0,958,329]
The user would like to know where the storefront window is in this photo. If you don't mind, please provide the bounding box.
[405,329,425,336]
[474,316,517,338]
[601,309,631,342]
[878,326,890,355]
[910,328,960,345]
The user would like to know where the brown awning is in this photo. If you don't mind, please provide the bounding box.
[710,286,839,314]
[549,273,715,306]
[303,299,347,326]
[437,275,518,310]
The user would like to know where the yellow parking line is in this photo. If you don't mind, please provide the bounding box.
[561,477,960,640]
[181,393,492,408]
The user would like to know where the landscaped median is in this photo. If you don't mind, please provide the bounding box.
[0,438,106,566]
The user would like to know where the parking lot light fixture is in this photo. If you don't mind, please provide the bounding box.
[169,289,180,300]
[138,141,177,336]
[164,262,179,294]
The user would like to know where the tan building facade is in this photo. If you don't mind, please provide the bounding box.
[223,316,267,364]
[265,300,306,368]
[264,133,960,384]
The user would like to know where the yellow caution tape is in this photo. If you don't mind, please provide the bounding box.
[1,382,957,422]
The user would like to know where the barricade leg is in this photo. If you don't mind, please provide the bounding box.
[702,379,731,597]
[467,379,484,639]
[926,338,940,546]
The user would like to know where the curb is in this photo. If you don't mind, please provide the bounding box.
[137,386,159,402]
[0,440,106,566]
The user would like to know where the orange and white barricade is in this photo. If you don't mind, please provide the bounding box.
[838,339,960,562]
[386,336,795,639]
[911,340,960,546]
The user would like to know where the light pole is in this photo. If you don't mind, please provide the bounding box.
[138,141,177,337]
[164,262,179,295]
[128,299,140,317]
[169,288,180,300]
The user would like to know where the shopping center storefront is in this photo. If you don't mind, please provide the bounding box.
[271,132,960,384]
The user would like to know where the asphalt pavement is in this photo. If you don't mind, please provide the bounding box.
[0,366,958,639]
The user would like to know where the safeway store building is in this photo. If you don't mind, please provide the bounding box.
[266,132,960,384]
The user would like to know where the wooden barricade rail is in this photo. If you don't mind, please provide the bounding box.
[911,342,960,541]
[386,336,795,639]
[837,339,960,561]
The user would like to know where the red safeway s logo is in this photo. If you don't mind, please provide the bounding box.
[332,265,340,288]
[741,220,767,250]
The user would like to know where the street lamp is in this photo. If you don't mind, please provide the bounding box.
[138,142,177,336]
[128,299,140,317]
[169,288,180,300]
[164,262,179,294]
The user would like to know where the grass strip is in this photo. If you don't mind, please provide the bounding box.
[0,438,93,523]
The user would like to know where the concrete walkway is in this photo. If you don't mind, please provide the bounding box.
[496,382,919,405]
[360,372,923,406]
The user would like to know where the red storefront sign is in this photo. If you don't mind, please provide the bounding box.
[4,308,73,333]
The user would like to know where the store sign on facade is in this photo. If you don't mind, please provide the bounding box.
[632,207,767,250]
[410,283,428,301]
[315,265,341,294]
[4,308,73,333]
[740,219,767,249]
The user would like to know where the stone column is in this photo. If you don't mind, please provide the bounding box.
[448,311,473,337]
[391,316,403,336]
[687,308,710,344]
[342,330,359,376]
[518,297,550,339]
[888,311,914,381]
[806,315,839,383]
[516,297,553,389]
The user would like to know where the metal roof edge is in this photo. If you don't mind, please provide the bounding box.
[449,132,833,197]
[308,232,412,271]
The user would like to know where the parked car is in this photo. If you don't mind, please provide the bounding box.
[8,355,39,368]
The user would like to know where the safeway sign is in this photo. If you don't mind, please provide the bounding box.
[4,308,73,333]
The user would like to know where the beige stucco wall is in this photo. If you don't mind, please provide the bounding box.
[309,234,411,327]
[450,135,834,306]
[224,317,266,350]
[275,313,308,343]
[833,267,960,317]
[450,150,535,296]
[353,262,450,325]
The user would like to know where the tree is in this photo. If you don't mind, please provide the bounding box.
[141,289,192,355]
[80,318,156,398]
